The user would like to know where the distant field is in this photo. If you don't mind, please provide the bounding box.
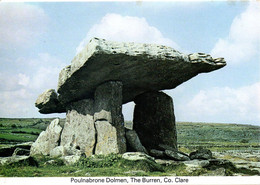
[176,122,260,152]
[0,118,259,151]
[0,118,61,145]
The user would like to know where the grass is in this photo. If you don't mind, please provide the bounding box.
[1,153,258,177]
[0,127,42,144]
[0,154,204,177]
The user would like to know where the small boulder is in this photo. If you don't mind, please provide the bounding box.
[61,155,81,165]
[189,149,213,160]
[64,145,81,156]
[0,156,38,166]
[12,148,30,156]
[183,159,210,168]
[155,159,180,166]
[165,150,190,161]
[206,159,236,171]
[50,145,81,157]
[122,152,155,162]
[44,160,60,166]
[50,146,65,157]
[150,149,165,158]
[0,142,33,157]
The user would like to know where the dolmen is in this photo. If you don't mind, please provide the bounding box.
[31,38,226,159]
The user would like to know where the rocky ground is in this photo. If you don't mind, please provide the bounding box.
[0,141,259,177]
[213,150,260,174]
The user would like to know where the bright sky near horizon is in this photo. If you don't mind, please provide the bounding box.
[0,1,259,125]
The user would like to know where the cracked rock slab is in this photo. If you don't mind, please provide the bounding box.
[56,38,226,106]
[60,99,95,157]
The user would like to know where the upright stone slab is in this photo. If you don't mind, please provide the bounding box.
[60,99,95,156]
[30,118,63,156]
[133,91,177,151]
[94,81,126,155]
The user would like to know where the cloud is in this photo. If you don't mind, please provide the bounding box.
[18,53,66,90]
[211,3,260,64]
[0,3,48,50]
[0,53,66,118]
[178,82,260,125]
[0,89,34,117]
[76,13,179,54]
[0,73,29,91]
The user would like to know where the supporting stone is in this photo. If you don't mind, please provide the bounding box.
[94,81,126,155]
[30,118,63,156]
[126,129,148,154]
[133,91,177,151]
[60,99,95,157]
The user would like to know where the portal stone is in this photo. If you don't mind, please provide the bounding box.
[60,99,95,156]
[133,91,177,151]
[94,81,126,154]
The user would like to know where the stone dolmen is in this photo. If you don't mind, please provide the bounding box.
[31,38,226,159]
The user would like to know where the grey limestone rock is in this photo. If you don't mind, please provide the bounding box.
[206,159,236,170]
[60,99,95,157]
[61,155,81,165]
[122,152,155,161]
[50,145,82,157]
[94,81,126,155]
[150,149,165,158]
[133,91,177,151]
[50,146,65,157]
[0,142,33,157]
[12,148,30,156]
[165,150,190,161]
[183,159,210,168]
[30,118,63,156]
[0,156,38,166]
[189,149,213,160]
[35,89,65,114]
[57,38,226,106]
[155,159,180,166]
[126,130,148,154]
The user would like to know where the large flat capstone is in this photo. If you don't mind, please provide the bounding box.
[55,38,226,109]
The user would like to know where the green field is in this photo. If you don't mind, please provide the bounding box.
[0,118,63,145]
[176,122,260,152]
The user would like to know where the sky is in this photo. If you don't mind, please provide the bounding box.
[0,1,259,126]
